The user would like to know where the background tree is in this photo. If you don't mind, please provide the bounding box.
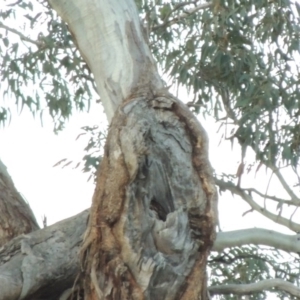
[0,0,300,299]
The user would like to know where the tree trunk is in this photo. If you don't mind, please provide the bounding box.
[48,0,217,299]
[80,92,217,299]
[0,159,39,247]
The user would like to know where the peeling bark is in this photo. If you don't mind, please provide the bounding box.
[80,91,218,300]
[0,210,88,300]
[0,159,39,247]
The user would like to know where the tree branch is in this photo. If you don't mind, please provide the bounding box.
[209,279,300,298]
[215,178,300,232]
[269,165,300,205]
[0,22,44,48]
[245,187,295,206]
[213,228,300,253]
[153,2,213,30]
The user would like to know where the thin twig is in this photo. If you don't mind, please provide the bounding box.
[245,187,296,206]
[264,171,274,209]
[269,164,300,205]
[215,178,300,232]
[0,22,43,48]
[153,2,213,30]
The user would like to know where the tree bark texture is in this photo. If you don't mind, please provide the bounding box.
[0,210,88,300]
[0,159,39,247]
[80,91,218,300]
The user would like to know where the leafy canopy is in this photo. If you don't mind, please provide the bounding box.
[1,0,300,166]
[0,1,94,131]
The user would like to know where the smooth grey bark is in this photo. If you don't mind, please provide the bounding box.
[48,0,164,123]
[209,279,300,298]
[214,228,300,253]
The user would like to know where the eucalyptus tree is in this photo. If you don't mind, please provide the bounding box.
[0,0,300,299]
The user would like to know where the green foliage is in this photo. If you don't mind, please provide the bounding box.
[3,0,300,167]
[0,0,95,131]
[136,0,300,169]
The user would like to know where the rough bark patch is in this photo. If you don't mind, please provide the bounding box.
[81,91,217,300]
[0,160,39,247]
[0,210,88,300]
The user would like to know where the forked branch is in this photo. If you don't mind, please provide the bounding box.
[215,178,300,232]
[269,165,300,205]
